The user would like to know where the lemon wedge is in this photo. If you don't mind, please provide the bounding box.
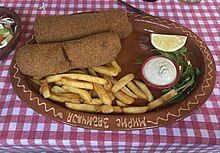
[151,34,187,52]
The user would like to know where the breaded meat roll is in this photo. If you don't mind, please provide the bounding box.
[34,10,132,43]
[63,32,121,69]
[16,32,121,77]
[16,43,71,78]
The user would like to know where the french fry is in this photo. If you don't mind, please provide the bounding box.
[133,80,154,102]
[111,74,134,93]
[114,91,134,105]
[107,91,115,101]
[62,85,92,102]
[46,75,62,83]
[65,103,113,114]
[65,103,101,113]
[56,92,81,100]
[127,82,148,100]
[103,75,113,91]
[87,68,98,76]
[148,90,177,111]
[121,86,137,99]
[111,60,121,73]
[116,99,127,107]
[100,105,114,114]
[84,98,103,105]
[39,80,51,98]
[91,66,118,76]
[107,76,137,98]
[49,92,81,103]
[46,73,108,84]
[93,84,112,105]
[112,106,123,113]
[51,85,68,93]
[122,106,148,114]
[60,77,93,90]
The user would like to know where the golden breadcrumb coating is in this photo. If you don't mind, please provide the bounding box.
[16,43,70,78]
[16,32,121,77]
[34,10,132,43]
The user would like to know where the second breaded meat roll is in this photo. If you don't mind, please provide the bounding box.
[34,10,132,43]
[16,32,121,77]
[63,32,121,69]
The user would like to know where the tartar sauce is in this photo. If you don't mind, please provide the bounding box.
[142,57,177,86]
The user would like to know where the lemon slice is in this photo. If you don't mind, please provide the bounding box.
[151,34,187,52]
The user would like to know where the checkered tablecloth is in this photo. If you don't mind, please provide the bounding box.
[0,0,219,152]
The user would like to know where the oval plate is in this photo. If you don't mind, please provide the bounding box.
[10,13,216,130]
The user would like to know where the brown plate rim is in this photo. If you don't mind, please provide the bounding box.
[10,13,216,130]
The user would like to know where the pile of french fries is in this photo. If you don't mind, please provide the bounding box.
[33,60,177,114]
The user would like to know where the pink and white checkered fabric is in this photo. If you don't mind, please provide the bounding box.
[0,0,219,152]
